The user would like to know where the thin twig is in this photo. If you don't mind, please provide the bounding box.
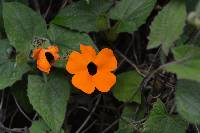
[9,109,18,130]
[61,0,69,9]
[115,49,145,77]
[130,32,139,64]
[32,113,38,121]
[117,33,134,70]
[0,123,25,133]
[128,117,147,124]
[5,93,10,117]
[195,124,200,133]
[43,0,52,19]
[169,104,176,114]
[75,94,101,133]
[13,96,32,123]
[0,90,4,110]
[57,0,70,13]
[147,47,161,73]
[76,106,89,112]
[101,119,120,133]
[81,120,97,133]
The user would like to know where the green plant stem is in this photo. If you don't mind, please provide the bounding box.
[106,22,120,42]
[42,72,48,83]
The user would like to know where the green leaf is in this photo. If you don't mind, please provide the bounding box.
[48,24,94,52]
[30,119,65,133]
[147,0,186,54]
[48,24,96,68]
[112,71,142,103]
[30,119,51,133]
[165,45,200,82]
[176,79,200,124]
[52,0,112,32]
[6,0,27,4]
[0,39,30,90]
[28,70,70,132]
[0,0,27,33]
[116,106,135,133]
[0,60,30,90]
[3,2,47,55]
[143,99,187,133]
[109,0,156,33]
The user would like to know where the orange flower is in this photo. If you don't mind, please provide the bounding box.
[66,44,117,94]
[32,46,60,73]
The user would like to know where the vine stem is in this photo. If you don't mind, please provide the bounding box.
[115,49,145,77]
[195,124,200,133]
[0,122,27,133]
[13,96,32,123]
[81,120,97,133]
[43,0,52,19]
[42,72,48,83]
[0,90,5,110]
[75,94,101,133]
[101,119,120,133]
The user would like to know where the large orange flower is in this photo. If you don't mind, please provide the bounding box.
[66,44,117,94]
[32,46,60,73]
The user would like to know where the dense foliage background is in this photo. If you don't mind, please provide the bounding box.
[0,0,199,132]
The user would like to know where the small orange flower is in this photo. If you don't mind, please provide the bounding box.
[32,46,60,73]
[66,44,117,94]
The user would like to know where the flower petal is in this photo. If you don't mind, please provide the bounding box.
[72,70,95,94]
[93,71,116,93]
[47,45,59,53]
[47,45,60,60]
[32,48,42,59]
[37,50,51,73]
[66,51,89,74]
[80,44,96,61]
[94,48,117,71]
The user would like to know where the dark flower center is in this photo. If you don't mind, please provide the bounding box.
[87,62,97,75]
[45,52,54,63]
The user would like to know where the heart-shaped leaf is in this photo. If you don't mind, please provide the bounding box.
[147,0,186,54]
[112,71,142,103]
[3,2,47,55]
[52,0,112,32]
[28,70,70,132]
[176,79,200,124]
[143,99,187,133]
[109,0,156,33]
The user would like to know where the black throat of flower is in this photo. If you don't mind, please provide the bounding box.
[87,62,97,75]
[45,52,54,63]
